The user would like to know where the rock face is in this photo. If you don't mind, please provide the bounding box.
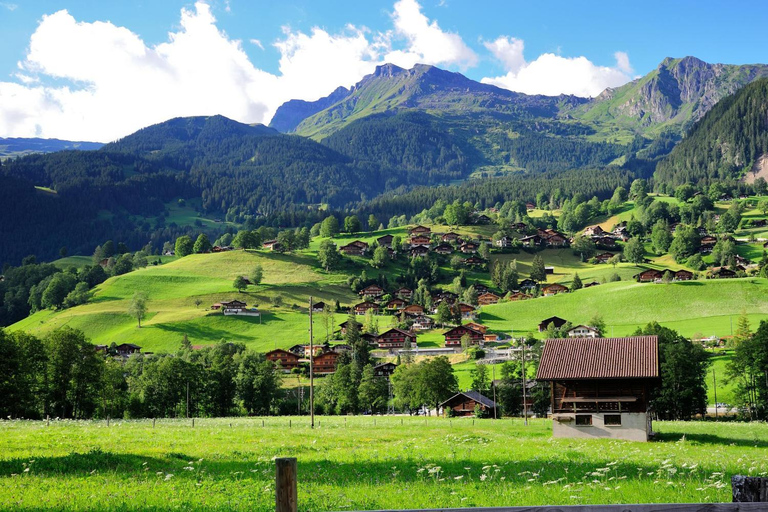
[588,56,768,130]
[269,86,351,133]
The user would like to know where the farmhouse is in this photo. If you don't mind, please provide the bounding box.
[313,351,340,374]
[385,298,407,311]
[512,222,528,231]
[433,243,453,255]
[474,283,489,294]
[595,252,615,263]
[395,287,413,300]
[359,284,384,298]
[494,235,514,248]
[439,391,498,418]
[362,333,379,346]
[409,225,431,236]
[526,202,535,210]
[459,242,479,254]
[287,344,306,356]
[538,316,567,332]
[374,362,398,378]
[403,304,425,315]
[265,349,301,372]
[443,325,484,346]
[634,269,663,282]
[220,299,259,316]
[411,315,434,330]
[464,256,485,266]
[464,322,488,334]
[541,283,568,296]
[115,343,142,357]
[536,336,660,442]
[709,267,737,279]
[354,301,380,315]
[583,225,605,237]
[519,279,537,290]
[594,236,618,248]
[340,241,369,256]
[338,320,361,336]
[310,301,326,313]
[410,245,431,257]
[567,325,600,338]
[377,328,416,349]
[377,234,394,247]
[441,232,461,242]
[507,291,532,301]
[410,235,432,247]
[674,269,694,281]
[519,235,543,247]
[474,214,492,225]
[457,302,477,319]
[478,292,500,305]
[262,240,282,251]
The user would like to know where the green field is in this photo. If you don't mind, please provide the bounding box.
[1,417,766,511]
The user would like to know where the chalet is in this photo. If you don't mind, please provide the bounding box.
[403,304,425,315]
[474,214,492,225]
[474,283,490,294]
[507,291,532,301]
[536,336,660,441]
[409,225,432,236]
[544,266,555,275]
[374,362,398,378]
[519,279,537,290]
[359,284,384,298]
[594,236,618,248]
[338,320,361,336]
[410,235,432,247]
[377,328,416,349]
[439,391,498,418]
[567,325,601,338]
[331,343,352,353]
[262,239,280,250]
[595,252,615,263]
[435,290,458,301]
[583,225,605,237]
[310,301,326,313]
[313,351,340,374]
[634,269,663,283]
[212,245,233,252]
[265,349,301,372]
[412,315,434,330]
[709,267,737,279]
[538,316,568,332]
[385,298,407,311]
[362,333,379,346]
[519,235,544,247]
[377,234,394,247]
[494,235,514,248]
[220,299,247,312]
[477,292,501,306]
[674,269,694,281]
[354,301,380,315]
[457,302,477,319]
[410,245,431,257]
[441,232,461,242]
[544,232,569,247]
[512,222,528,231]
[443,325,484,347]
[210,303,222,310]
[484,333,499,342]
[288,344,306,356]
[465,256,485,266]
[526,202,536,211]
[464,322,488,334]
[340,241,369,256]
[460,242,479,254]
[115,343,142,357]
[433,243,454,255]
[541,283,568,296]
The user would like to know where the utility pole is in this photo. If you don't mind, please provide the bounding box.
[186,381,190,419]
[309,296,315,429]
[713,368,718,419]
[522,338,528,426]
[492,364,497,420]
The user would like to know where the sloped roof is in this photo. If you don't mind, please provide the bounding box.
[440,390,497,409]
[536,336,659,380]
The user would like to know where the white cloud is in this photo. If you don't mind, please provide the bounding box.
[383,0,477,70]
[481,36,634,97]
[249,38,264,50]
[1,3,18,11]
[0,0,478,141]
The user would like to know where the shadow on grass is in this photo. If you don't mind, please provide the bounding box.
[655,431,768,448]
[674,281,705,287]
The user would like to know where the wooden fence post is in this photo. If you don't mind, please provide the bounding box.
[275,458,297,512]
[152,418,155,428]
[733,475,768,502]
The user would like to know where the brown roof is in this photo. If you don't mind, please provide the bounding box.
[536,336,659,380]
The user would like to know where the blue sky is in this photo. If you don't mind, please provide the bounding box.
[0,0,766,141]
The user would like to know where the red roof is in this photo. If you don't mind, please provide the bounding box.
[536,336,659,380]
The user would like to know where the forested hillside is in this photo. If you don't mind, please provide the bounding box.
[655,78,768,187]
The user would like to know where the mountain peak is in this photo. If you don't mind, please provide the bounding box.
[373,63,407,78]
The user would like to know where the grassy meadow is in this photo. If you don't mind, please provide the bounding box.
[1,417,767,511]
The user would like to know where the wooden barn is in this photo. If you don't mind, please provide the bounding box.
[536,336,660,442]
[443,325,484,347]
[439,391,498,418]
[265,349,301,372]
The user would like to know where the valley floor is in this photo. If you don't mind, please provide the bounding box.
[1,417,765,511]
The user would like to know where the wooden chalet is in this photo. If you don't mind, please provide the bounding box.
[410,245,431,257]
[519,234,543,247]
[507,291,531,301]
[377,328,416,349]
[440,391,497,418]
[441,232,461,242]
[221,299,247,309]
[410,235,432,247]
[536,336,660,441]
[545,232,569,247]
[310,301,326,313]
[594,236,618,248]
[634,269,663,282]
[544,266,555,275]
[362,332,379,346]
[465,256,485,266]
[377,234,394,248]
[477,292,500,306]
[385,298,407,311]
[567,325,600,338]
[464,322,488,334]
[411,315,434,330]
[538,316,567,332]
[354,301,380,315]
[359,284,384,298]
[541,283,568,296]
[409,225,432,236]
[595,252,615,263]
[512,222,528,231]
[262,239,280,250]
[340,240,369,256]
[474,283,489,294]
[338,319,361,335]
[519,279,537,290]
[443,325,484,347]
[459,242,479,254]
[115,343,142,357]
[474,214,492,225]
[403,304,425,315]
[457,302,477,319]
[674,269,694,281]
[265,349,301,372]
[494,235,514,248]
[313,351,340,374]
[394,287,413,300]
[434,243,454,255]
[374,362,398,378]
[709,267,737,279]
[526,202,535,211]
[583,225,605,237]
[287,344,306,356]
[221,299,260,317]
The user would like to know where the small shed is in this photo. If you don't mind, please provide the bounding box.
[439,391,498,418]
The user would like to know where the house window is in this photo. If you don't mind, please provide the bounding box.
[604,414,622,426]
[575,415,592,426]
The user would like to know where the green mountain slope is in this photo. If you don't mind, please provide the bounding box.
[655,78,768,186]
